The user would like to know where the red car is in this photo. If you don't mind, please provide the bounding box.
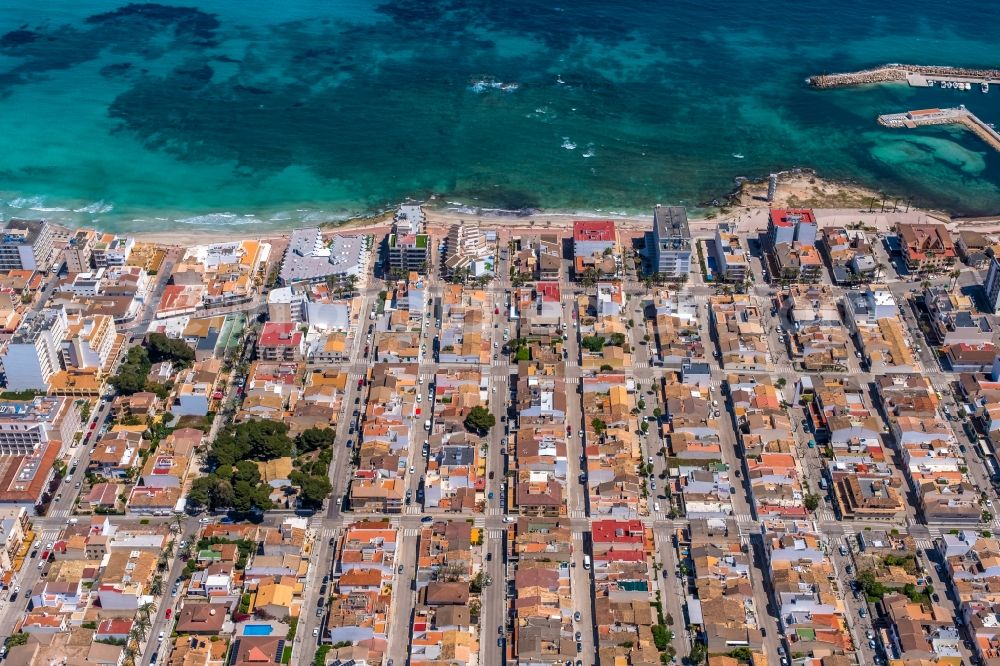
[494,308,499,315]
[567,425,572,435]
[165,608,172,619]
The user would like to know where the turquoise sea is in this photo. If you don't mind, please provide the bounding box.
[0,1,999,232]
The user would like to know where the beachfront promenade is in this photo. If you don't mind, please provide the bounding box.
[808,63,1000,88]
[878,106,1000,152]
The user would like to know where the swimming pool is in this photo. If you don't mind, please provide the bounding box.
[243,624,273,636]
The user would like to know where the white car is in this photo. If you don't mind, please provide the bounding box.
[313,628,319,637]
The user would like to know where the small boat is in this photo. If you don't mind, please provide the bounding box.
[732,153,745,159]
[982,81,990,93]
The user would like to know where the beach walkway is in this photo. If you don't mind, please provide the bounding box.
[877,106,1000,152]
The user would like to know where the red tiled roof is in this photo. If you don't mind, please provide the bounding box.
[591,519,644,544]
[536,281,561,302]
[769,208,816,227]
[573,220,616,242]
[259,322,302,348]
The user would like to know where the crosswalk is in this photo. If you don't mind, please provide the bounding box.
[405,505,422,515]
[48,508,70,519]
[734,512,758,526]
[569,509,587,519]
[634,362,651,369]
[485,529,505,540]
[401,527,421,537]
[318,527,339,542]
[815,507,837,522]
[491,360,511,368]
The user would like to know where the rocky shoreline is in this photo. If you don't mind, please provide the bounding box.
[808,63,1000,88]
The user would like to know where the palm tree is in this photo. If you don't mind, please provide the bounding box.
[149,575,164,596]
[138,601,156,624]
[873,262,885,282]
[131,614,151,642]
[122,642,139,666]
[950,268,962,290]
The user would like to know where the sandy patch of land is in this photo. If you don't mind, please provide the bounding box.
[127,169,969,247]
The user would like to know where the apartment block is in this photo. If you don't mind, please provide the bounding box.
[1,306,68,390]
[0,219,55,272]
[652,205,691,279]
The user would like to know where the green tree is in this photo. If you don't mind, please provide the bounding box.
[291,472,333,509]
[591,418,607,436]
[146,332,196,367]
[110,346,152,395]
[728,647,754,662]
[295,427,337,453]
[581,336,605,353]
[688,641,707,665]
[464,406,496,435]
[804,493,820,512]
[856,568,887,600]
[609,332,627,347]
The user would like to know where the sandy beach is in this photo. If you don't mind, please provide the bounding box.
[125,170,980,247]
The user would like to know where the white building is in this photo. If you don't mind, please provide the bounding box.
[267,287,306,323]
[1,307,68,391]
[61,314,118,371]
[985,255,1000,314]
[0,219,55,272]
[92,234,135,268]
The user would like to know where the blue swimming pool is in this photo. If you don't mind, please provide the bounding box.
[243,624,273,636]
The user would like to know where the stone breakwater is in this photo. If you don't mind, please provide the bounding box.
[877,107,1000,152]
[808,64,1000,88]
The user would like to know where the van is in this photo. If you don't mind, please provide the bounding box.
[424,420,431,431]
[583,555,591,570]
[653,502,661,512]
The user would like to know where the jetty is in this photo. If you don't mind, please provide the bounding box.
[809,64,1000,89]
[877,106,1000,152]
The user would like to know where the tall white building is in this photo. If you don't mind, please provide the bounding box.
[61,314,118,372]
[1,307,68,391]
[985,255,1000,314]
[652,205,692,279]
[0,219,55,272]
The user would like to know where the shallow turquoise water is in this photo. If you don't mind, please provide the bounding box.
[0,1,998,232]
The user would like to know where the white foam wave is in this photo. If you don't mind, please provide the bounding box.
[74,200,114,214]
[582,143,595,158]
[561,137,577,150]
[469,77,519,94]
[175,213,264,226]
[6,196,47,209]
